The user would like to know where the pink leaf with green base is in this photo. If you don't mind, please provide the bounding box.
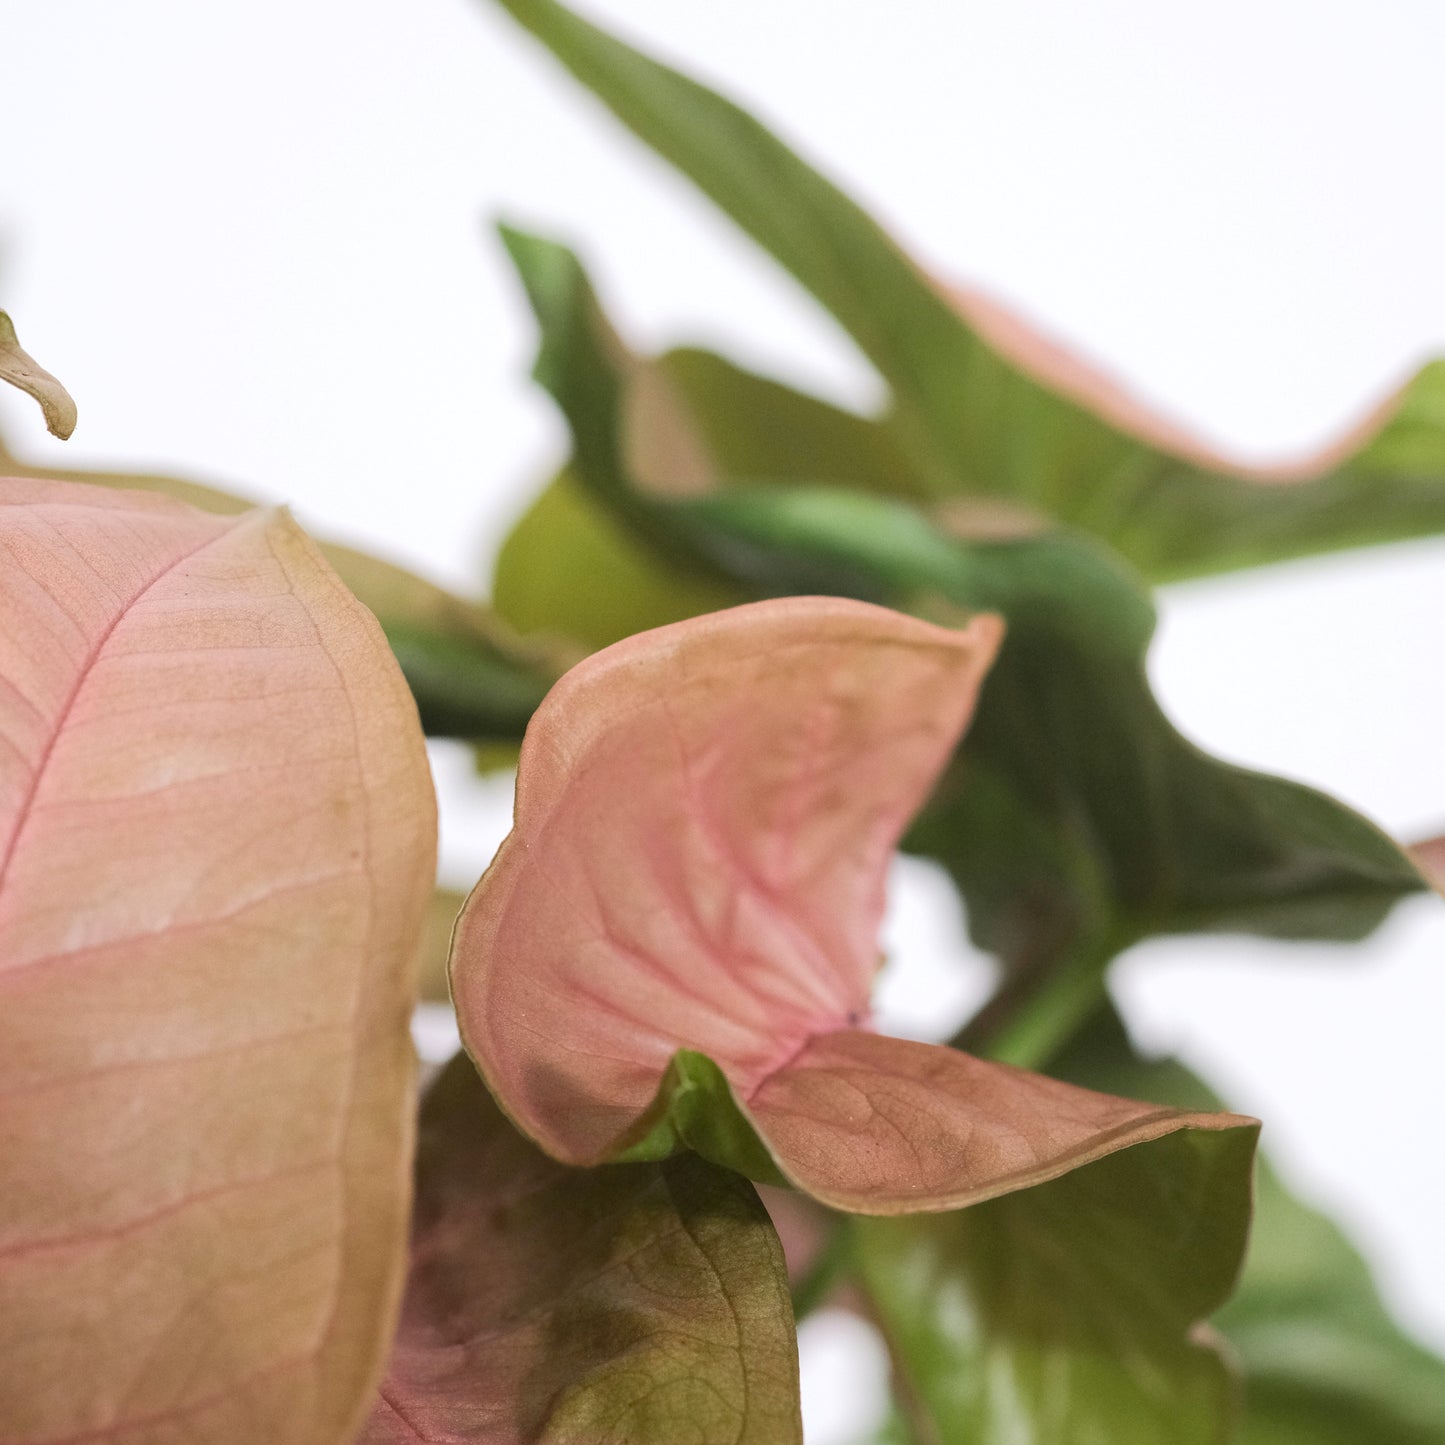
[450,597,1253,1214]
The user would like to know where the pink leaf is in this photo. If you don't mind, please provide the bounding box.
[1410,835,1445,893]
[450,597,1251,1213]
[0,480,436,1443]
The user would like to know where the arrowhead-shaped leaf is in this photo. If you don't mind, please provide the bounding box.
[449,597,1253,1212]
[851,1122,1257,1444]
[486,0,1445,582]
[1050,1005,1445,1445]
[360,1055,802,1444]
[0,429,562,742]
[491,229,1422,1069]
[0,479,436,1443]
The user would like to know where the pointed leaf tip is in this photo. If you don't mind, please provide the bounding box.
[0,310,76,439]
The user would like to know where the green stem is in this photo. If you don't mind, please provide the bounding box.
[950,926,1134,1071]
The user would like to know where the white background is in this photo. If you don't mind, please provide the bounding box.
[6,1,1443,1436]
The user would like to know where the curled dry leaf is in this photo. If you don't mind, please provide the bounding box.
[0,479,435,1444]
[0,312,76,440]
[450,598,1253,1213]
[361,1055,802,1445]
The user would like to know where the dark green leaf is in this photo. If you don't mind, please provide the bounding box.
[362,1055,803,1444]
[485,0,1445,581]
[850,1123,1257,1445]
[1050,1006,1445,1445]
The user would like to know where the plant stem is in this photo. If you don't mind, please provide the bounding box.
[950,926,1133,1071]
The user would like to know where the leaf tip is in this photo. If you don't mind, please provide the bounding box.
[0,310,77,439]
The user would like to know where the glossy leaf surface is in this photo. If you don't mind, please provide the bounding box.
[362,1056,802,1444]
[1051,1006,1445,1445]
[494,230,1422,1062]
[853,1123,1255,1445]
[0,480,436,1444]
[450,598,1253,1213]
[488,0,1445,582]
[0,430,561,742]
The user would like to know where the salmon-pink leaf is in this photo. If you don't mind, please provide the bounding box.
[361,1055,802,1444]
[0,479,436,1444]
[1410,835,1445,893]
[450,598,1253,1212]
[0,429,563,744]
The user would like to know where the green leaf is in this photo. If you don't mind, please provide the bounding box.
[634,346,929,501]
[494,228,1423,1067]
[486,0,1445,581]
[850,1123,1257,1445]
[0,427,561,741]
[485,0,976,496]
[1049,1006,1445,1445]
[0,310,76,439]
[362,1056,803,1443]
[494,465,738,650]
[612,1050,791,1188]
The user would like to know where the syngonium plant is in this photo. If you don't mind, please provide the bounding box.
[2,4,1444,1441]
